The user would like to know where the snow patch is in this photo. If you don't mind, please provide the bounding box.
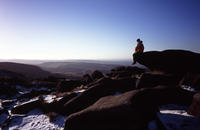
[74,89,86,95]
[132,62,150,71]
[181,85,198,92]
[4,109,66,130]
[15,97,39,106]
[43,95,56,103]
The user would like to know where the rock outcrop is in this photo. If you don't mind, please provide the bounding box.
[188,92,200,117]
[65,86,194,130]
[132,50,200,74]
[136,72,181,89]
[1,50,200,129]
[62,77,136,115]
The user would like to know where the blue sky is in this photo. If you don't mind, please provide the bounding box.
[0,0,199,60]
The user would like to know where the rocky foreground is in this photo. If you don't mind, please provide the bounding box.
[1,49,200,130]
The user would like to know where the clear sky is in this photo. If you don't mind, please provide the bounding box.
[0,0,200,60]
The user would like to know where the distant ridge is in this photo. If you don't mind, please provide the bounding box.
[38,62,120,76]
[0,62,50,78]
[0,59,131,65]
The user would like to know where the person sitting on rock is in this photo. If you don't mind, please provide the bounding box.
[135,38,144,53]
[132,38,144,64]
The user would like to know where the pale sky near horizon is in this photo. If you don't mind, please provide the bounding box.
[0,0,200,60]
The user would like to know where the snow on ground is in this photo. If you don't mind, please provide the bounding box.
[43,95,57,104]
[0,85,69,130]
[132,62,150,71]
[74,89,85,94]
[16,85,50,95]
[3,109,66,130]
[157,104,200,130]
[181,85,198,93]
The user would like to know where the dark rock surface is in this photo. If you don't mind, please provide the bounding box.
[65,90,147,130]
[133,50,200,74]
[188,92,200,117]
[136,72,181,89]
[1,50,200,129]
[81,74,93,85]
[56,80,82,92]
[11,98,41,114]
[91,70,104,80]
[0,85,18,96]
[62,77,136,115]
[108,66,145,79]
[65,86,194,130]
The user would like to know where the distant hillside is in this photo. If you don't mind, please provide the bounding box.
[38,62,119,77]
[0,69,25,78]
[0,59,131,65]
[0,62,51,79]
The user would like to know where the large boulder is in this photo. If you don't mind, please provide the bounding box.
[179,73,200,90]
[50,92,78,114]
[65,90,148,130]
[187,92,200,117]
[136,72,181,89]
[91,70,104,80]
[191,75,200,90]
[64,86,194,130]
[0,85,18,96]
[62,77,136,115]
[81,74,93,85]
[56,80,82,92]
[132,50,200,74]
[11,98,41,114]
[108,66,145,79]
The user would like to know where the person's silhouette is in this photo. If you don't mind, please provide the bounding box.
[135,38,144,53]
[132,38,144,64]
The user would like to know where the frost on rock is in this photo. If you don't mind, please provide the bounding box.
[158,104,200,130]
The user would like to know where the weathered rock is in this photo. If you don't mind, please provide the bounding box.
[179,73,200,90]
[57,93,78,107]
[179,73,199,86]
[0,85,18,96]
[91,70,104,80]
[65,86,194,130]
[111,66,126,72]
[11,98,41,114]
[81,74,93,85]
[47,93,78,114]
[191,75,200,90]
[187,92,200,117]
[56,80,81,92]
[132,50,200,74]
[136,72,181,89]
[62,77,136,115]
[108,66,145,79]
[65,90,148,130]
[1,100,16,109]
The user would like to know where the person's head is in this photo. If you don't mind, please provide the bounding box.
[136,38,142,44]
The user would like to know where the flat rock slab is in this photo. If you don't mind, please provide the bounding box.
[11,98,40,114]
